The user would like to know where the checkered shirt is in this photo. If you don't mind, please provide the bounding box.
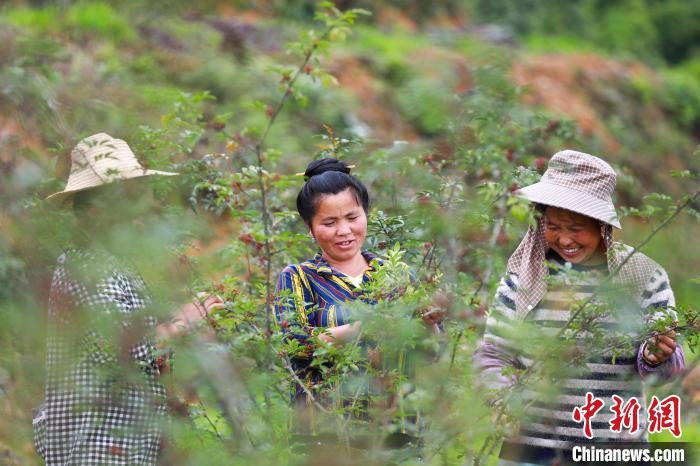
[34,248,166,465]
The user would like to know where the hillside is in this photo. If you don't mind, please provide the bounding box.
[2,3,699,186]
[1,2,700,464]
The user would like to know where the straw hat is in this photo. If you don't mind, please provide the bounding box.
[515,150,621,229]
[46,133,178,207]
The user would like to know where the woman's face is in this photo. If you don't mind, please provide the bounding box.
[543,206,606,266]
[309,188,367,264]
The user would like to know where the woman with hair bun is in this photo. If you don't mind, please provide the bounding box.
[274,157,381,401]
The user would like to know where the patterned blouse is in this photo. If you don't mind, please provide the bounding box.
[274,251,383,335]
[34,248,166,466]
[274,251,383,399]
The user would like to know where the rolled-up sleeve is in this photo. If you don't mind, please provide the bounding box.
[637,343,685,380]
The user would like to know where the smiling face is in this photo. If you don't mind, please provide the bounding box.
[543,206,607,266]
[309,188,367,266]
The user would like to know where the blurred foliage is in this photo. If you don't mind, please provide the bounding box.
[469,0,700,66]
[1,1,700,465]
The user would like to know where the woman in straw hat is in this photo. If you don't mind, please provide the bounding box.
[474,150,685,465]
[35,133,222,465]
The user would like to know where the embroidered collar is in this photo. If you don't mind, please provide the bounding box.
[306,250,383,276]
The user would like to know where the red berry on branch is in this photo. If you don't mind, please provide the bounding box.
[534,157,547,172]
[304,64,313,74]
[266,105,274,117]
[239,233,254,245]
[280,320,289,329]
[497,228,509,246]
[546,119,560,133]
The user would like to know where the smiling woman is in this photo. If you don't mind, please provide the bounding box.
[542,206,607,266]
[474,150,685,466]
[274,158,383,402]
[307,187,369,277]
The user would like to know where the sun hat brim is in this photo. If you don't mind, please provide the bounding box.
[515,181,621,229]
[46,169,178,208]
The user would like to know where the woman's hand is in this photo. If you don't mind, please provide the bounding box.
[642,329,677,366]
[177,293,224,327]
[318,321,361,345]
[156,293,225,339]
[420,291,450,330]
[421,309,446,327]
[195,292,226,316]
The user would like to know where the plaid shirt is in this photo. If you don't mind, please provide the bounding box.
[34,248,166,465]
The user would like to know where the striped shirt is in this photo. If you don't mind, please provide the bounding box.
[274,251,383,399]
[274,251,382,335]
[475,251,685,463]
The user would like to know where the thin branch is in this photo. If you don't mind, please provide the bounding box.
[250,25,335,341]
[558,186,700,338]
[282,358,330,413]
[195,395,224,440]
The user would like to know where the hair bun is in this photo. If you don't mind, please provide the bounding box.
[304,158,350,179]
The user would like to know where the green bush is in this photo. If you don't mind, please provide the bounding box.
[395,77,452,135]
[650,0,700,65]
[5,5,60,31]
[594,0,659,61]
[660,66,700,131]
[64,2,136,43]
[468,0,700,66]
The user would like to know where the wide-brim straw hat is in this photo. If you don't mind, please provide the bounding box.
[46,133,178,207]
[515,149,621,229]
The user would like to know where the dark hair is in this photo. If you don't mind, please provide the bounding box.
[296,158,369,225]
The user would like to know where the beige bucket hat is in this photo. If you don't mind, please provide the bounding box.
[515,149,621,229]
[46,133,178,207]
